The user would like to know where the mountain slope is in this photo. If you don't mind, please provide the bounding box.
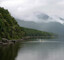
[0,7,25,40]
[0,7,54,40]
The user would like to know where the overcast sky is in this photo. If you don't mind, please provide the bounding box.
[0,0,64,23]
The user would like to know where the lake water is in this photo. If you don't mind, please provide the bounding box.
[0,38,64,60]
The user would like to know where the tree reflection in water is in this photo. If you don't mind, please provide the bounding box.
[0,42,21,60]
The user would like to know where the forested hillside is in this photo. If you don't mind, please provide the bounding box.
[0,7,25,40]
[23,27,54,36]
[0,7,55,40]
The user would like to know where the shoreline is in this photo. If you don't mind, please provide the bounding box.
[0,36,56,46]
[0,39,24,46]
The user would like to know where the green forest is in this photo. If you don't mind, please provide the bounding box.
[23,27,54,36]
[0,7,54,40]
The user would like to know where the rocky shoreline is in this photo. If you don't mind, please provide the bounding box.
[0,37,30,46]
[0,38,24,46]
[0,36,56,46]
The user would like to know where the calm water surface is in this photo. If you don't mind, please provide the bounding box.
[0,38,64,60]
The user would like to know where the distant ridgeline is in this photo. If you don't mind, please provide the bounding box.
[0,7,55,40]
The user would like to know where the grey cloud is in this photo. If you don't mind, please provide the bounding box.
[0,0,64,24]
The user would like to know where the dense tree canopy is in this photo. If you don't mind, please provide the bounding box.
[0,7,25,40]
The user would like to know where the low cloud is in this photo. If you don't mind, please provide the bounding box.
[0,0,64,24]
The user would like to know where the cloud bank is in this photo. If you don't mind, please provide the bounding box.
[0,0,64,24]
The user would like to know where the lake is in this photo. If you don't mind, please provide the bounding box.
[0,38,64,60]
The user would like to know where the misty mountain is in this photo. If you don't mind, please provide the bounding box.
[59,17,64,21]
[36,13,50,20]
[16,13,64,35]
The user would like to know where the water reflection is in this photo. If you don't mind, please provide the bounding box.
[16,39,64,60]
[0,43,21,60]
[0,38,64,60]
